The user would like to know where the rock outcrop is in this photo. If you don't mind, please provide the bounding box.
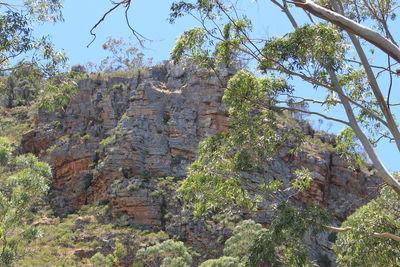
[23,62,232,218]
[22,61,381,264]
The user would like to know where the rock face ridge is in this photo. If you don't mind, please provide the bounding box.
[22,61,381,263]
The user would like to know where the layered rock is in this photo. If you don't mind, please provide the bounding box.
[22,61,231,218]
[22,61,382,264]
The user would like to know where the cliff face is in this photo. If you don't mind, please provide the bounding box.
[22,62,231,221]
[21,61,381,260]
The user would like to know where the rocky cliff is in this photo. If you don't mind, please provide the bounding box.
[21,61,381,264]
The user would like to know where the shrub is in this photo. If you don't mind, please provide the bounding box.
[136,239,192,267]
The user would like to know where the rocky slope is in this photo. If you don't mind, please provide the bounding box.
[21,61,382,264]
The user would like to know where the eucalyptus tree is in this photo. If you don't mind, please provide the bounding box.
[169,0,400,193]
[164,0,400,264]
[169,0,399,205]
[0,0,65,73]
[0,1,81,112]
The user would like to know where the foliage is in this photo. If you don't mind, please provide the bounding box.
[136,239,193,267]
[202,208,330,267]
[0,68,80,114]
[171,23,250,69]
[249,203,330,266]
[335,127,366,169]
[111,238,128,265]
[292,167,312,191]
[0,0,65,73]
[35,71,79,112]
[334,185,400,266]
[170,0,256,69]
[168,0,400,192]
[178,70,303,216]
[89,252,113,267]
[151,177,180,197]
[177,76,330,264]
[260,23,346,74]
[91,238,128,266]
[0,138,51,266]
[223,220,267,264]
[0,106,33,145]
[15,201,172,266]
[171,27,211,67]
[0,137,12,165]
[199,256,243,267]
[0,1,80,113]
[0,66,43,108]
[176,66,331,265]
[99,136,116,146]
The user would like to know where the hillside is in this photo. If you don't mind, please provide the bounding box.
[0,61,380,266]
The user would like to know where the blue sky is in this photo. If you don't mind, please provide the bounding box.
[35,0,399,172]
[35,0,299,65]
[35,0,202,65]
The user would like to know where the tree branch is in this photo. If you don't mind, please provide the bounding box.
[271,0,298,28]
[0,63,33,73]
[330,0,400,154]
[326,225,400,242]
[87,1,127,47]
[329,69,400,195]
[274,106,351,125]
[291,0,400,63]
[344,58,398,75]
[87,0,148,48]
[268,66,389,128]
[264,1,389,129]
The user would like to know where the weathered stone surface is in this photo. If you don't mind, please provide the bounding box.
[23,61,232,216]
[21,61,382,265]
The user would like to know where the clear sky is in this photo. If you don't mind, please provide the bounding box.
[35,0,299,65]
[35,0,399,172]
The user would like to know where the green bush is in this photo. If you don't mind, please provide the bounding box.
[0,137,13,165]
[136,239,192,267]
[199,256,243,267]
[223,220,267,263]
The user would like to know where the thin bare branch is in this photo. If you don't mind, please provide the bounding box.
[326,225,400,242]
[0,63,33,73]
[87,0,148,48]
[345,58,398,75]
[87,1,126,48]
[268,66,389,127]
[275,106,351,125]
[281,94,339,106]
[124,0,149,47]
